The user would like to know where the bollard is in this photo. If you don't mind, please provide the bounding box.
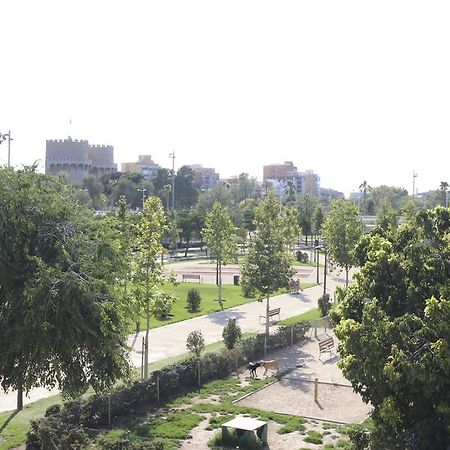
[314,378,318,402]
[156,376,160,402]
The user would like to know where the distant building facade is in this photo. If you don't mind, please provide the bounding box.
[187,164,219,190]
[121,155,161,180]
[263,161,320,196]
[45,137,117,184]
[319,187,344,202]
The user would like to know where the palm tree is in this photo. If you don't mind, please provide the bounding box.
[440,181,449,207]
[359,180,372,214]
[284,179,296,203]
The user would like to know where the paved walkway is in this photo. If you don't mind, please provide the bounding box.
[0,256,351,413]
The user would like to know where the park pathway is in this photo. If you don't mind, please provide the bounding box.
[0,256,350,413]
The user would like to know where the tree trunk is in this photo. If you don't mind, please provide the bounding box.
[144,301,150,379]
[216,260,219,286]
[17,385,23,410]
[184,239,189,257]
[265,296,270,336]
[218,260,223,310]
[345,265,349,287]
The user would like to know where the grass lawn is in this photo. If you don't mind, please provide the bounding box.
[278,307,322,326]
[0,394,63,450]
[132,282,316,332]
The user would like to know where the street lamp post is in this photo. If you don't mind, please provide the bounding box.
[169,151,175,211]
[137,188,146,210]
[315,246,320,284]
[323,246,327,296]
[0,130,13,167]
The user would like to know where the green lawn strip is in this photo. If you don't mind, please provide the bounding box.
[0,394,63,450]
[277,307,322,326]
[131,282,316,333]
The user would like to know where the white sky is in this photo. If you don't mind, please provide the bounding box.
[1,1,449,196]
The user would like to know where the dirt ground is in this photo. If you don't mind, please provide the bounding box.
[180,330,372,449]
[236,333,371,423]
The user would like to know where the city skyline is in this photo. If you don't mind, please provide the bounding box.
[1,1,450,196]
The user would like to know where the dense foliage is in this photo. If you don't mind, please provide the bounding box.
[332,207,450,449]
[0,167,130,401]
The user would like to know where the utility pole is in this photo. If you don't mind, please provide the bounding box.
[137,188,146,210]
[0,130,12,167]
[169,151,176,211]
[412,170,418,198]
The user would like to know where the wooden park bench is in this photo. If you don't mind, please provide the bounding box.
[259,307,281,323]
[182,274,202,283]
[318,336,335,359]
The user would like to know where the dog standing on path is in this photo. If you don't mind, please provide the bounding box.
[259,360,280,376]
[247,361,261,378]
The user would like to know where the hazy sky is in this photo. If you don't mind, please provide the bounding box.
[1,1,449,196]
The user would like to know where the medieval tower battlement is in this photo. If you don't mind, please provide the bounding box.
[45,137,117,183]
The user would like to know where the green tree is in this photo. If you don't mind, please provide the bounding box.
[175,166,199,209]
[186,330,205,358]
[222,319,242,350]
[331,207,450,448]
[133,196,175,379]
[297,193,318,245]
[440,181,449,207]
[371,185,408,212]
[312,204,324,237]
[203,203,238,310]
[376,201,399,231]
[0,167,130,408]
[241,193,295,335]
[322,199,364,286]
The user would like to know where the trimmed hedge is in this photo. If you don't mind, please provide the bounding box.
[26,321,310,449]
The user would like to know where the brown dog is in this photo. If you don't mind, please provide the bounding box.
[259,360,279,376]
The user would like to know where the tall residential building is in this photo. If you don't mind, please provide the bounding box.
[121,155,161,180]
[263,161,297,180]
[187,164,219,190]
[45,137,117,184]
[263,161,320,196]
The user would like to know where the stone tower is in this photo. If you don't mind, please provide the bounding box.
[45,137,117,184]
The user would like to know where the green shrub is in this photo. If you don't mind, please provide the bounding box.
[318,293,332,317]
[304,430,323,444]
[222,319,242,350]
[187,288,201,312]
[296,250,309,262]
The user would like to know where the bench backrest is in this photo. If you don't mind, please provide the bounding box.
[268,308,280,315]
[318,337,334,350]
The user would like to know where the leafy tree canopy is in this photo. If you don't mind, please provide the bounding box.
[332,207,450,448]
[0,167,130,398]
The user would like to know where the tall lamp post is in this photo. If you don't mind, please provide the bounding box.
[0,130,13,167]
[323,244,328,296]
[137,188,146,211]
[315,245,320,284]
[169,151,175,211]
